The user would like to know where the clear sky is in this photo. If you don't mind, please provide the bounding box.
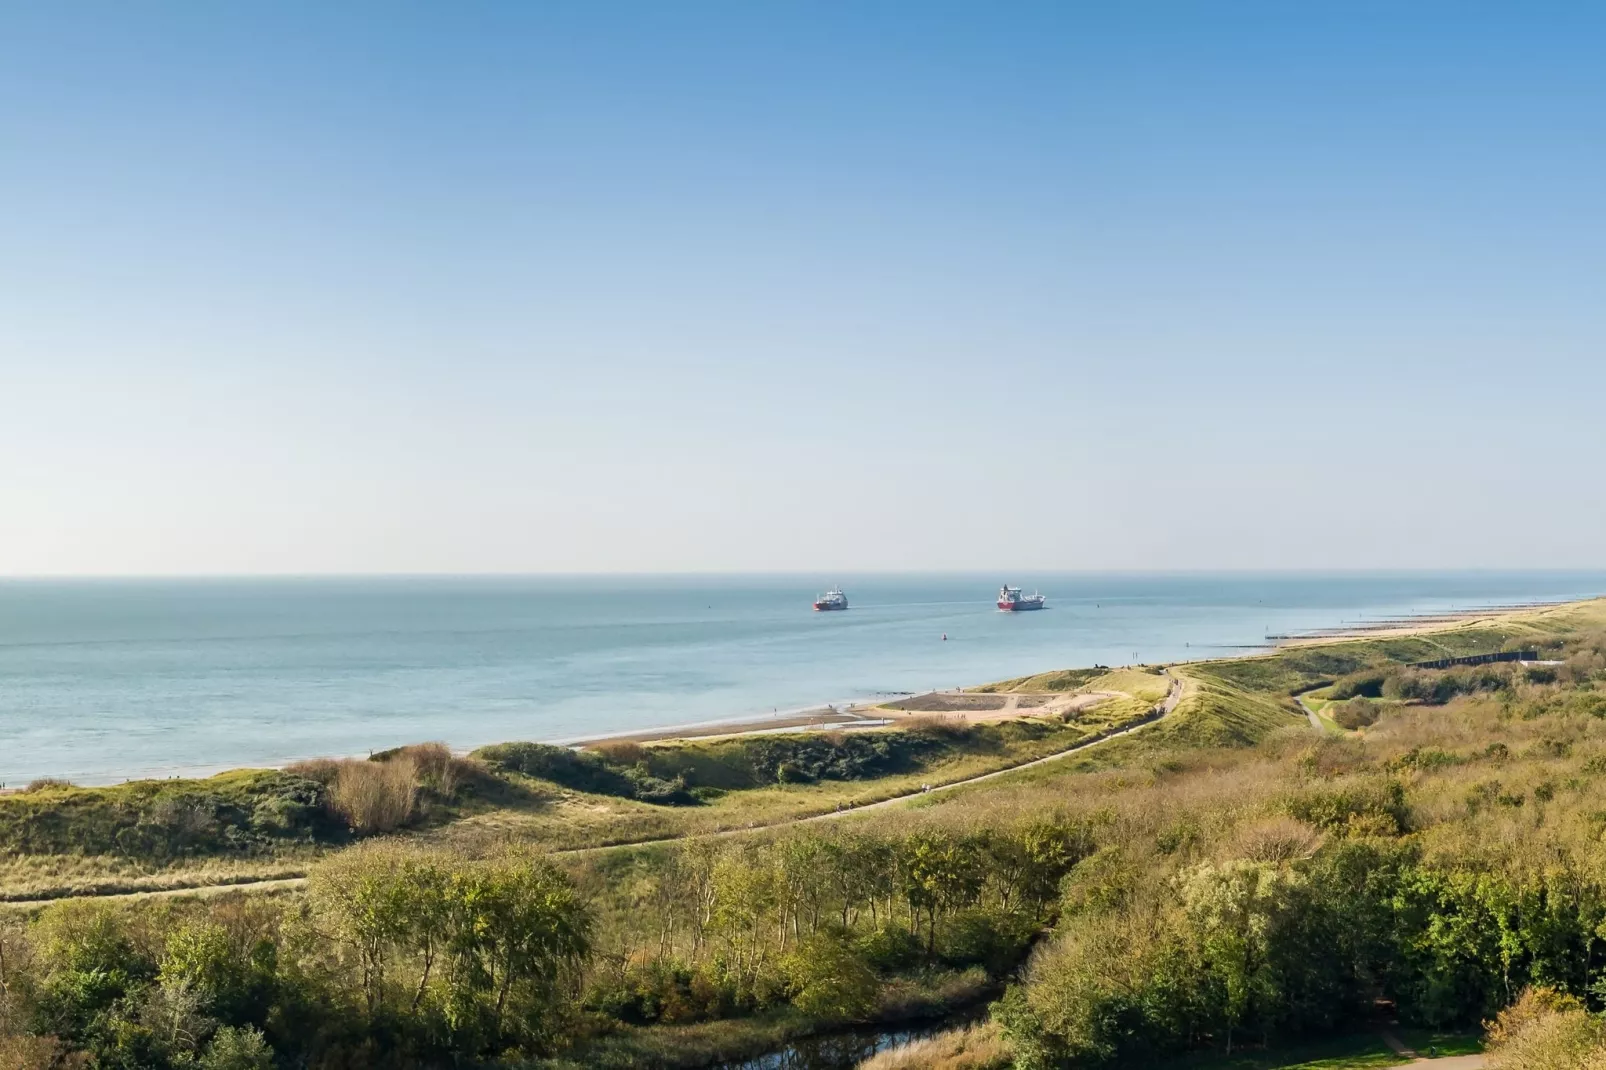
[2,2,1602,575]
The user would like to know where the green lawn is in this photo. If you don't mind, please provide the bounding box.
[1161,1031,1482,1070]
[1397,1030,1483,1058]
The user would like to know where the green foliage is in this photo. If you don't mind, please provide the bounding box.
[158,921,277,1025]
[1284,777,1407,834]
[973,667,1106,693]
[0,770,338,860]
[940,908,1035,976]
[309,843,591,1057]
[199,1025,274,1070]
[474,741,696,805]
[783,932,878,1021]
[856,926,922,973]
[1329,671,1388,700]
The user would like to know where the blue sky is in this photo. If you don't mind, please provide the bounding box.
[2,2,1602,573]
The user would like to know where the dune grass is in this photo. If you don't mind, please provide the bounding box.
[1084,667,1173,702]
[969,666,1105,693]
[436,717,1112,854]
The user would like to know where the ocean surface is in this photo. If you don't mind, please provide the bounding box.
[2,572,1603,785]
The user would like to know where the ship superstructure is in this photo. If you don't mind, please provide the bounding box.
[997,585,1046,611]
[814,587,849,611]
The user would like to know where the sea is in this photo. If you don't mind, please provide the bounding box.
[2,572,1602,786]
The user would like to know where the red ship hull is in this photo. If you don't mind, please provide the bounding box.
[998,600,1045,611]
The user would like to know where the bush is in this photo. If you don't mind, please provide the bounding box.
[588,740,647,765]
[476,742,635,796]
[379,742,465,797]
[783,933,878,1022]
[856,926,922,973]
[1484,987,1605,1069]
[740,731,943,784]
[1285,777,1407,834]
[583,960,731,1025]
[328,756,417,834]
[474,742,696,805]
[941,909,1034,976]
[1329,672,1387,700]
[1330,698,1380,730]
[0,771,335,860]
[199,1025,274,1070]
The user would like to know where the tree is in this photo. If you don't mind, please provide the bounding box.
[1179,860,1298,1054]
[783,933,877,1022]
[442,854,591,1051]
[158,922,277,1026]
[308,844,414,1014]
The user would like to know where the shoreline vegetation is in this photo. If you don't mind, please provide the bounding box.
[1,597,1603,1069]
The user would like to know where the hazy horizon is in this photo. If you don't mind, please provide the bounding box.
[5,568,1605,583]
[4,3,1604,575]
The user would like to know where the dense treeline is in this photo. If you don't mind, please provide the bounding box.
[0,848,591,1069]
[0,817,1083,1068]
[993,625,1606,1068]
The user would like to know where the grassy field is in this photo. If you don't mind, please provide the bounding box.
[1159,1030,1481,1069]
[1084,666,1173,702]
[969,666,1106,693]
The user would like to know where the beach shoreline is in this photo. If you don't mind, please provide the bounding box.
[5,595,1595,791]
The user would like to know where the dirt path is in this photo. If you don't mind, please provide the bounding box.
[800,673,1185,824]
[2,876,310,912]
[7,676,1188,906]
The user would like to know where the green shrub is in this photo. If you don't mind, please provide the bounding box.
[784,933,877,1021]
[1330,672,1388,700]
[474,742,695,805]
[1330,697,1380,729]
[856,925,921,973]
[1285,777,1408,834]
[941,908,1035,976]
[0,771,338,860]
[199,1025,274,1070]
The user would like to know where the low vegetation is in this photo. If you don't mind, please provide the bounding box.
[0,769,339,861]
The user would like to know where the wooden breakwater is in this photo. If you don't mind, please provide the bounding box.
[1411,650,1538,671]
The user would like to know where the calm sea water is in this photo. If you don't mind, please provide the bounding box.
[2,573,1602,785]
